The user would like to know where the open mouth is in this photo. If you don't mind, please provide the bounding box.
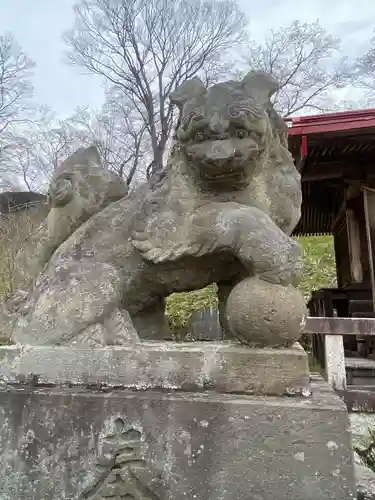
[200,155,249,178]
[201,167,245,180]
[184,137,260,189]
[198,161,250,189]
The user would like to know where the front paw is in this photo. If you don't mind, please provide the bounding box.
[245,235,303,287]
[132,230,212,264]
[254,238,303,287]
[285,238,304,287]
[132,239,183,263]
[131,233,163,262]
[260,264,302,287]
[5,290,30,315]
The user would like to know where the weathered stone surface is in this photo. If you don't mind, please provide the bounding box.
[0,146,129,341]
[12,146,128,292]
[226,277,307,346]
[356,463,375,499]
[1,70,305,347]
[0,376,356,499]
[0,342,309,395]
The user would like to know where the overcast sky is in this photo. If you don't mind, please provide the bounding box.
[0,0,374,118]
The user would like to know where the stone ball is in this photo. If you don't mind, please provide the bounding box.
[226,277,307,347]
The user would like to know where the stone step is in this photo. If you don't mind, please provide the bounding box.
[346,357,375,386]
[352,312,375,319]
[349,300,374,314]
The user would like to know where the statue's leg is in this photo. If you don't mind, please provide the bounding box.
[214,204,303,286]
[212,205,305,346]
[68,308,139,346]
[166,202,303,286]
[11,260,139,346]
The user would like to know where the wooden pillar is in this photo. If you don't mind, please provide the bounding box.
[346,208,363,283]
[332,210,352,289]
[332,183,373,357]
[325,333,347,391]
[345,182,369,287]
[363,187,375,312]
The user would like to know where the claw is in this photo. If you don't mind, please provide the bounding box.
[132,240,153,252]
[154,250,172,263]
[131,230,149,241]
[145,248,163,262]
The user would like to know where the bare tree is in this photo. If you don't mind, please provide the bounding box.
[357,30,375,100]
[30,109,81,181]
[64,0,246,175]
[0,108,81,192]
[70,93,149,186]
[1,134,55,193]
[0,33,35,136]
[0,33,36,191]
[241,20,353,117]
[1,100,149,192]
[5,136,38,192]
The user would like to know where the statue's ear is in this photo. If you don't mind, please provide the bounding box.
[57,146,102,174]
[170,77,207,109]
[242,70,279,106]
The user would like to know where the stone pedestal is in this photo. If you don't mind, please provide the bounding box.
[0,343,356,499]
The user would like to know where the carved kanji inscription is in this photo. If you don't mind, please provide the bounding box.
[82,418,159,499]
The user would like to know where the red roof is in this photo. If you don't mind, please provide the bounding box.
[287,108,375,236]
[287,108,375,137]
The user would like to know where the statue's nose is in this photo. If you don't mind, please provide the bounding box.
[205,140,235,164]
[209,112,229,135]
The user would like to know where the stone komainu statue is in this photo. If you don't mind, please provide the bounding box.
[2,70,306,347]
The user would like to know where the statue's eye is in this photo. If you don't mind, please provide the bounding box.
[234,129,248,139]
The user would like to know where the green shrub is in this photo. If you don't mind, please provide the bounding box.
[298,235,336,301]
[166,284,218,339]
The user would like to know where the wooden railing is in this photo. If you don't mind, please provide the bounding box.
[304,317,375,391]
